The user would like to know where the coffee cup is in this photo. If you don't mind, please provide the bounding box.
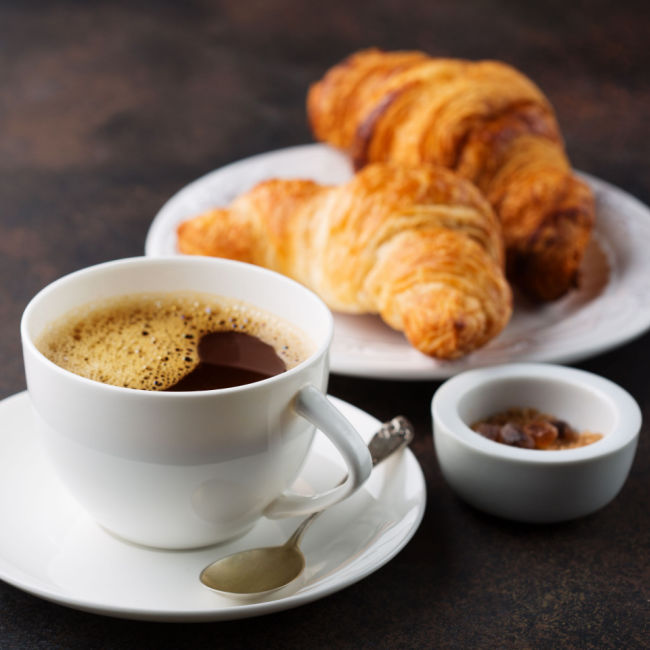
[21,256,372,549]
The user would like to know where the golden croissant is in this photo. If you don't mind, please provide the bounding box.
[307,48,595,301]
[177,163,512,359]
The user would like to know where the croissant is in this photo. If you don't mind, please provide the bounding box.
[177,163,512,359]
[307,48,595,301]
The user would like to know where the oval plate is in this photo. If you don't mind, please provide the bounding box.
[146,144,650,379]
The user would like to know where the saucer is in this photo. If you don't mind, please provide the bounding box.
[0,392,425,622]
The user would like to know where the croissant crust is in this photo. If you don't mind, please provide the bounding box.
[177,163,512,360]
[307,48,595,301]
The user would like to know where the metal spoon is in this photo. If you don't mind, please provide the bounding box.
[199,415,414,600]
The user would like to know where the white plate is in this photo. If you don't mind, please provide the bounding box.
[0,392,425,622]
[145,143,650,379]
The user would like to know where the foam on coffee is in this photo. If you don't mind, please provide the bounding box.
[36,291,314,390]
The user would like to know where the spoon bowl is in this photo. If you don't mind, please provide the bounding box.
[200,416,414,600]
[200,545,305,600]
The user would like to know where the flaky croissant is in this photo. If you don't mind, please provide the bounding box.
[177,163,512,359]
[307,48,595,301]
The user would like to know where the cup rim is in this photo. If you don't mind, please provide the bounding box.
[431,363,641,465]
[21,256,333,396]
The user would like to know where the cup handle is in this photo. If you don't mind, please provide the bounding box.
[263,384,373,519]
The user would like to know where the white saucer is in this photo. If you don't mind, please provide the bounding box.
[145,143,650,379]
[0,391,425,622]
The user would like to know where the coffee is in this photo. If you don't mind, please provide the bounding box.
[36,291,314,391]
[168,330,288,391]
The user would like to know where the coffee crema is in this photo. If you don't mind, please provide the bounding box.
[36,291,314,391]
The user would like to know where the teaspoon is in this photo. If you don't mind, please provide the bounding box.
[199,415,414,600]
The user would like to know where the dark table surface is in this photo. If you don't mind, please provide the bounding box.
[1,1,648,647]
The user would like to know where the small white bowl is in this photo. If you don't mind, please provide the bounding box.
[431,363,641,523]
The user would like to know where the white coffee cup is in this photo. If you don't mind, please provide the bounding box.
[21,256,372,549]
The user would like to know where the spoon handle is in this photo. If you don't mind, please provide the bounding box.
[285,416,414,548]
[367,416,415,466]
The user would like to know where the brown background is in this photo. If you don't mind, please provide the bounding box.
[1,1,649,647]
